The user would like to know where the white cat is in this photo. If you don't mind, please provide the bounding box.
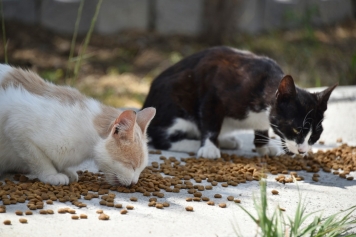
[0,64,156,186]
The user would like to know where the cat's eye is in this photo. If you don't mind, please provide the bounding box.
[292,128,299,134]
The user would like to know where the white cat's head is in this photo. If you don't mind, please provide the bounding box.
[95,107,156,186]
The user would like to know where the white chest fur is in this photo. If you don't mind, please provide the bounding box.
[220,108,271,135]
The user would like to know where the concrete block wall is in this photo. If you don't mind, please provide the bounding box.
[96,0,149,34]
[155,0,204,36]
[1,0,354,36]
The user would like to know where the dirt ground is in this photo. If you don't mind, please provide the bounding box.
[0,20,355,107]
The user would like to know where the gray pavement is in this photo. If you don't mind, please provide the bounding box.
[0,86,356,237]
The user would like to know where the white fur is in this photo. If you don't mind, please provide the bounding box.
[167,118,200,138]
[0,64,12,84]
[197,138,221,159]
[285,130,312,154]
[218,136,241,149]
[220,109,271,134]
[0,66,152,185]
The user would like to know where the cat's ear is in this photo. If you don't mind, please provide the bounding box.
[136,107,156,134]
[317,83,338,112]
[112,110,137,141]
[276,75,297,101]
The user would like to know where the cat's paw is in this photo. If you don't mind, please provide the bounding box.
[256,145,280,157]
[219,136,241,150]
[39,173,70,185]
[63,169,78,183]
[197,144,221,159]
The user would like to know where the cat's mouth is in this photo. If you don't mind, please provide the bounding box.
[105,175,131,187]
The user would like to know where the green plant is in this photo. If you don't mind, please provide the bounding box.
[66,0,85,80]
[0,0,8,63]
[235,179,356,237]
[68,0,103,86]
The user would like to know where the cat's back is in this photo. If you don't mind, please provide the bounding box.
[0,64,87,105]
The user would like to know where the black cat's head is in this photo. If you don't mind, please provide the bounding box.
[270,75,337,155]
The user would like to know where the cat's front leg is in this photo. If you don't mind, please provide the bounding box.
[14,140,70,185]
[197,134,221,158]
[254,130,280,156]
[197,97,224,159]
[63,168,78,183]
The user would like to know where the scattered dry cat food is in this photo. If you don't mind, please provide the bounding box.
[219,203,227,208]
[0,143,355,221]
[130,197,138,202]
[80,214,88,219]
[185,206,194,212]
[25,210,33,215]
[201,197,209,201]
[163,202,170,207]
[271,190,279,195]
[96,209,103,214]
[71,215,79,220]
[336,138,343,143]
[347,177,354,181]
[114,204,122,208]
[227,196,234,201]
[126,205,134,210]
[319,140,325,145]
[279,207,286,212]
[214,194,222,198]
[3,220,11,225]
[98,213,110,220]
[312,177,319,182]
[39,210,48,215]
[19,218,27,224]
[186,197,192,202]
[149,198,157,202]
[156,203,164,209]
[15,210,23,216]
[120,210,128,215]
[234,199,241,203]
[207,201,215,206]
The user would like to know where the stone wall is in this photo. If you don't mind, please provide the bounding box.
[2,0,354,36]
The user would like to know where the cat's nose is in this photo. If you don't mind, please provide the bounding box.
[298,149,305,154]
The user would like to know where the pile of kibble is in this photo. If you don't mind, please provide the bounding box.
[0,143,355,224]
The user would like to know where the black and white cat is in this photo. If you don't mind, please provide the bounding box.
[142,46,337,158]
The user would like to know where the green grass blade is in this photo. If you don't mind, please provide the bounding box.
[72,0,103,85]
[0,0,8,63]
[66,0,85,81]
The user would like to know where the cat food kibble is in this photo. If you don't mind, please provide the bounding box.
[71,215,79,220]
[126,205,134,210]
[185,206,194,212]
[214,194,222,198]
[156,203,164,209]
[3,220,11,225]
[234,199,241,203]
[271,190,279,195]
[96,209,103,214]
[219,203,227,208]
[207,201,215,206]
[114,204,122,208]
[15,210,23,215]
[98,213,110,220]
[80,214,88,219]
[25,210,33,215]
[120,210,128,215]
[227,196,234,201]
[130,197,138,202]
[19,218,27,224]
